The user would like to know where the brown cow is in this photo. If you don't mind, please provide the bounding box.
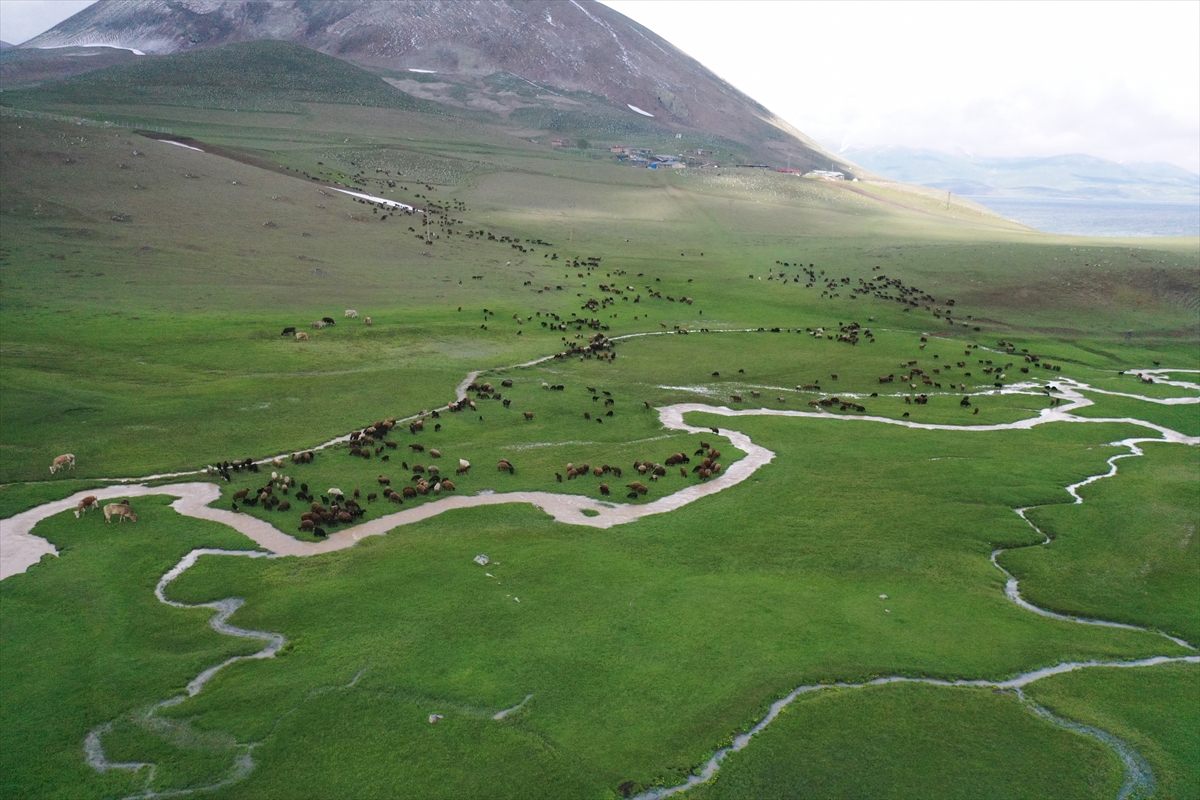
[74,495,99,518]
[523,411,534,421]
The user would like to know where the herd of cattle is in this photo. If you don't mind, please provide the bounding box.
[49,271,1077,538]
[281,310,372,340]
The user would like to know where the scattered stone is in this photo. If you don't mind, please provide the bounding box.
[879,594,888,600]
[474,554,489,566]
[429,714,443,724]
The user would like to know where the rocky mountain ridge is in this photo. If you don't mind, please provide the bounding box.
[18,0,855,173]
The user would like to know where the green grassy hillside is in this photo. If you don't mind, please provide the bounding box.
[3,40,430,114]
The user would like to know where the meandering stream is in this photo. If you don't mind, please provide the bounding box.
[1,364,1196,798]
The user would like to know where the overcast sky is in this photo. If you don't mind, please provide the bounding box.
[3,0,1197,172]
[603,0,1200,173]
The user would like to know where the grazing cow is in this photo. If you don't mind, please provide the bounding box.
[321,317,336,325]
[233,488,251,500]
[311,320,327,329]
[299,519,315,532]
[313,527,327,538]
[103,503,137,523]
[730,395,743,402]
[429,449,441,458]
[345,309,359,318]
[409,444,425,452]
[277,501,291,512]
[50,454,76,474]
[295,332,309,341]
[74,496,99,518]
[402,486,417,498]
[523,411,534,421]
[364,317,372,326]
[281,326,296,336]
[599,484,610,496]
[497,459,514,474]
[441,480,456,491]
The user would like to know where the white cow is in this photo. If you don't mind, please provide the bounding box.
[345,309,359,318]
[50,453,75,474]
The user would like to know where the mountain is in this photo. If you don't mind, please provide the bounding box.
[16,0,855,173]
[841,145,1200,202]
[0,40,15,50]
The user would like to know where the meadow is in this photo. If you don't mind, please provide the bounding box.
[1,53,1198,799]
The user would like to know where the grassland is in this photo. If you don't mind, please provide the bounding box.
[1,51,1197,800]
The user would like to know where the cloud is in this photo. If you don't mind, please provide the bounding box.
[604,0,1200,172]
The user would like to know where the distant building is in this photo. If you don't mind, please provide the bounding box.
[550,139,565,147]
[807,170,845,180]
[775,168,802,174]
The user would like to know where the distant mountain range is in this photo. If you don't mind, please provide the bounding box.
[841,146,1199,202]
[7,0,854,174]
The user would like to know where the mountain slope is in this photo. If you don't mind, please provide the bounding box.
[4,40,428,113]
[20,0,855,172]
